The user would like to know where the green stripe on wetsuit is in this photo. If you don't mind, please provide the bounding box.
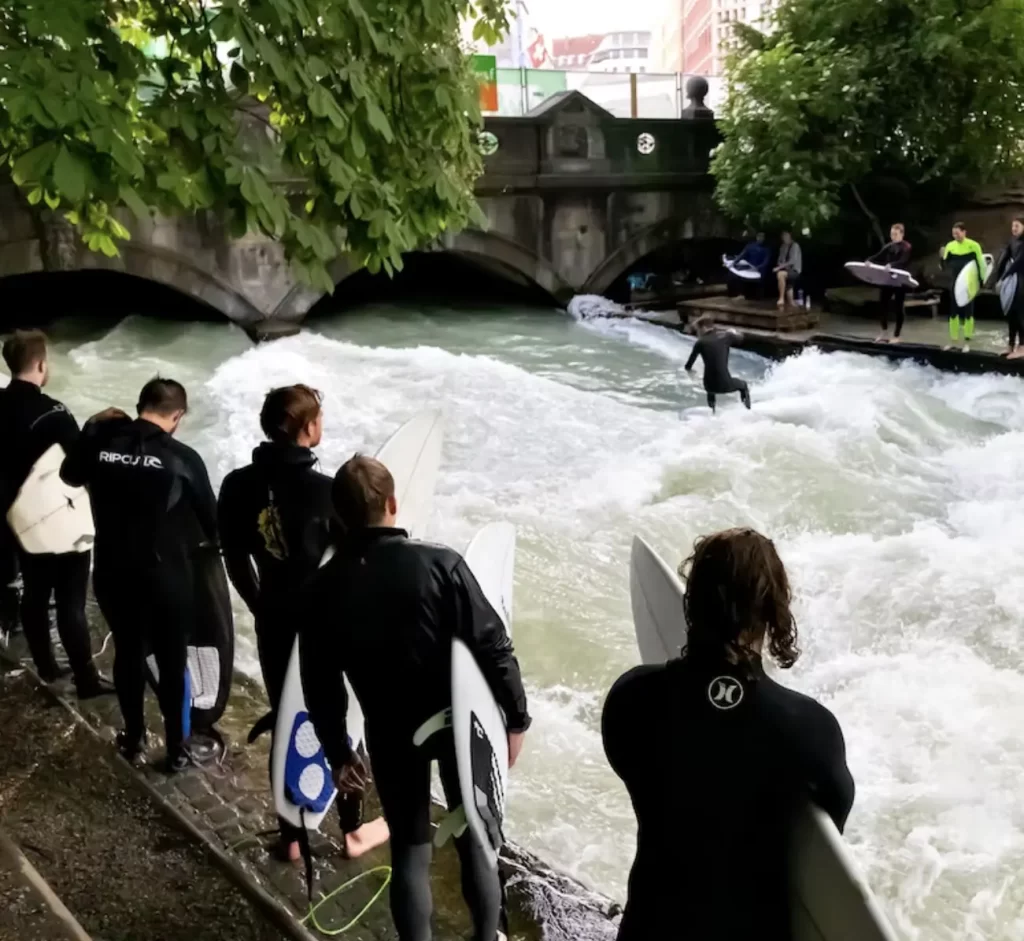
[943,237,985,339]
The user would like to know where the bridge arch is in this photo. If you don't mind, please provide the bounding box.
[583,217,722,297]
[0,238,264,325]
[273,228,574,321]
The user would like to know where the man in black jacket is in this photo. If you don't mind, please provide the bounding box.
[218,384,388,860]
[0,330,110,696]
[868,223,913,343]
[991,216,1024,359]
[299,455,531,941]
[685,316,751,413]
[61,378,217,773]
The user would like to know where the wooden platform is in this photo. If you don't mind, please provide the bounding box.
[677,296,819,332]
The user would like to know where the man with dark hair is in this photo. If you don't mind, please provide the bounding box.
[941,221,987,352]
[299,454,531,941]
[218,385,388,860]
[990,216,1024,359]
[684,315,751,413]
[603,528,855,941]
[868,222,912,343]
[61,377,217,773]
[0,329,111,697]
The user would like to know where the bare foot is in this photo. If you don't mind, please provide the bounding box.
[889,336,902,345]
[1009,349,1024,360]
[273,838,301,863]
[343,817,390,858]
[963,344,971,353]
[942,344,957,352]
[776,299,785,309]
[874,333,889,343]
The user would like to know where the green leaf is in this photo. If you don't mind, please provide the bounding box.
[27,187,43,206]
[12,142,59,186]
[53,146,89,203]
[110,135,145,178]
[118,184,150,220]
[364,100,393,142]
[350,123,366,160]
[43,191,60,211]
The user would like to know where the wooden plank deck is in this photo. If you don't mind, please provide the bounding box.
[677,296,819,332]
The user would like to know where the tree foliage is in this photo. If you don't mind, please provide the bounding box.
[0,0,507,290]
[711,0,1024,237]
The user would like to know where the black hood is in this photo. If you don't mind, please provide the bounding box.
[251,441,318,471]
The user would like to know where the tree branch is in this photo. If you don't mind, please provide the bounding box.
[850,181,885,245]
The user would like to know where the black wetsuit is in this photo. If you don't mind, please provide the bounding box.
[217,441,360,839]
[602,657,855,941]
[684,331,750,412]
[0,379,100,689]
[61,417,218,757]
[992,236,1024,347]
[868,239,912,337]
[299,528,531,941]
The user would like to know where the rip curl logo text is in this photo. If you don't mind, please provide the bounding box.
[707,676,744,710]
[98,451,164,469]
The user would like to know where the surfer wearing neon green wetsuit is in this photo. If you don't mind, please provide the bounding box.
[941,222,986,352]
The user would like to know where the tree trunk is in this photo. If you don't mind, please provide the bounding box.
[850,182,886,246]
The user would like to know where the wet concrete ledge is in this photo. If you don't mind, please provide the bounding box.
[0,609,621,941]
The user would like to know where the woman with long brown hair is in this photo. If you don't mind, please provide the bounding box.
[602,528,855,940]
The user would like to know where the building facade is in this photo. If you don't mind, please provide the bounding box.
[656,0,775,76]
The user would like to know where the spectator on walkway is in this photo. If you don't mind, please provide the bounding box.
[774,230,803,308]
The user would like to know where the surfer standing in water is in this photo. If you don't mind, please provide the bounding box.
[0,330,112,698]
[941,222,987,352]
[685,315,751,413]
[990,216,1024,359]
[868,223,912,343]
[602,528,855,941]
[218,384,389,861]
[299,455,530,941]
[61,378,217,773]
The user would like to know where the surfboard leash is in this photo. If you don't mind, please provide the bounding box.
[300,865,392,937]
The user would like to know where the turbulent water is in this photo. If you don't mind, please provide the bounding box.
[27,301,1024,941]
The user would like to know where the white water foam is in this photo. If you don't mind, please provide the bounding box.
[42,310,1024,940]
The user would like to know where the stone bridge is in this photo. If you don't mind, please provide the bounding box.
[0,88,728,329]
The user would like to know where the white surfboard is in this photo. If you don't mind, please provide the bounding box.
[438,522,517,868]
[271,410,446,830]
[953,257,984,307]
[7,445,94,555]
[844,261,918,290]
[723,254,762,281]
[1001,273,1019,315]
[629,535,899,941]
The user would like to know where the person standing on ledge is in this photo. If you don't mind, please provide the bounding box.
[868,223,912,343]
[217,384,389,862]
[990,216,1024,359]
[774,229,803,308]
[299,455,530,941]
[685,315,751,413]
[61,378,217,774]
[602,528,855,941]
[0,330,113,698]
[941,221,986,353]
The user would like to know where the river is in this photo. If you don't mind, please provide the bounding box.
[28,301,1024,941]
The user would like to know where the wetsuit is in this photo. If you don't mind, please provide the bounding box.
[61,417,217,759]
[0,379,101,690]
[991,236,1024,348]
[217,441,360,840]
[298,529,531,941]
[684,331,750,412]
[942,237,986,343]
[602,657,855,941]
[868,239,912,337]
[729,241,771,298]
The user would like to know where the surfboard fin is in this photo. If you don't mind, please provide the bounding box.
[247,711,275,744]
[433,806,468,848]
[412,708,451,747]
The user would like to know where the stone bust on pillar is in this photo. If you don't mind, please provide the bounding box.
[681,76,714,119]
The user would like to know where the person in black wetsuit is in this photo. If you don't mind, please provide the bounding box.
[684,315,751,413]
[0,330,112,697]
[868,222,912,343]
[602,527,855,941]
[299,455,531,941]
[61,378,218,773]
[990,216,1024,359]
[218,384,389,861]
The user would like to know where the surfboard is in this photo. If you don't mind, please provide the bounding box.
[628,535,899,941]
[723,254,762,281]
[1000,273,1018,316]
[439,522,517,868]
[6,444,94,555]
[954,258,983,307]
[271,410,446,831]
[844,261,918,290]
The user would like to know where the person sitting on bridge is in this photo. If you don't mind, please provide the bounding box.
[727,232,772,299]
[774,230,803,308]
[685,315,751,413]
